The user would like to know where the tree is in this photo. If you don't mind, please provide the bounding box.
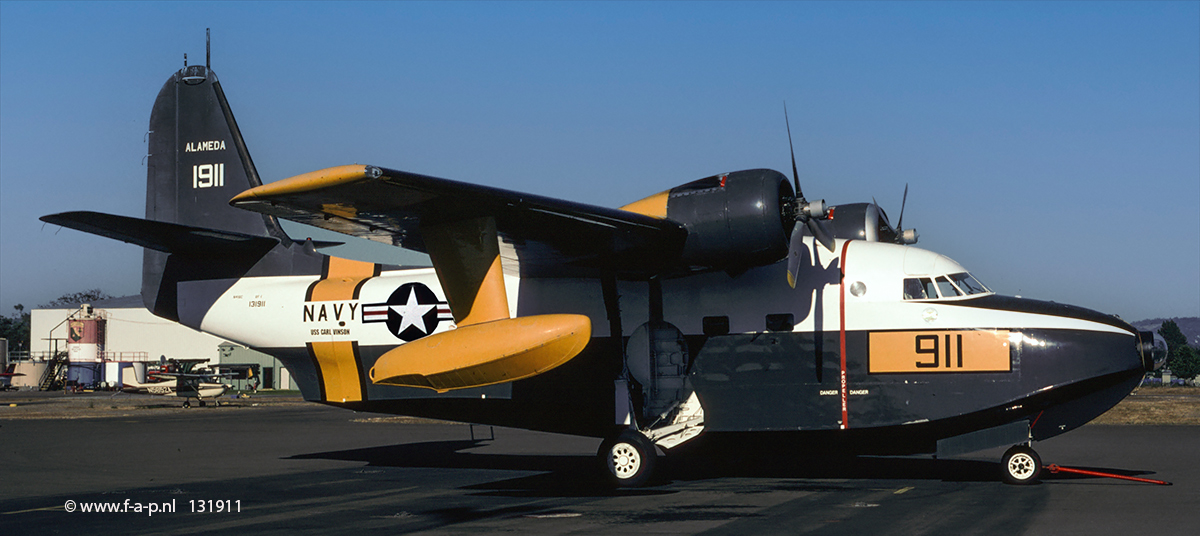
[1159,320,1200,380]
[1168,345,1200,380]
[0,304,31,353]
[39,289,113,309]
[1159,320,1189,350]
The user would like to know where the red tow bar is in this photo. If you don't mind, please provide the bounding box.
[1045,464,1171,486]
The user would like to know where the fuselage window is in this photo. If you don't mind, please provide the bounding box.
[766,313,795,332]
[702,316,730,336]
[935,276,962,297]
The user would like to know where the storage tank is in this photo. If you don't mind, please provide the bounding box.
[66,307,106,387]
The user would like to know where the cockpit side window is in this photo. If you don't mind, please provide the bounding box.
[903,277,938,300]
[935,276,962,297]
[904,278,925,299]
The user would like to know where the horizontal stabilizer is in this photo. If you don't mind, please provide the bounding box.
[41,211,278,256]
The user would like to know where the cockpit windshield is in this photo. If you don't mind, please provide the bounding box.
[903,272,990,300]
[949,272,989,294]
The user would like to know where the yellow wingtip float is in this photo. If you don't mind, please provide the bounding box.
[369,314,592,392]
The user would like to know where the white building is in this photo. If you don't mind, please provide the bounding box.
[22,296,291,390]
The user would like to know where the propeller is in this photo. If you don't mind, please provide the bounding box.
[784,104,835,288]
[893,183,918,244]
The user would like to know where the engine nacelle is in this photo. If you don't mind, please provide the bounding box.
[826,202,915,244]
[622,169,795,272]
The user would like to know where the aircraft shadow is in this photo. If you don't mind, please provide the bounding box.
[289,439,1165,497]
[280,439,1055,495]
[288,440,649,497]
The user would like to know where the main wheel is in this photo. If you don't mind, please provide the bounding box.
[1001,445,1042,485]
[599,430,657,487]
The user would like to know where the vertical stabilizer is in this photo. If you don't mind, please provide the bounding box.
[143,65,291,318]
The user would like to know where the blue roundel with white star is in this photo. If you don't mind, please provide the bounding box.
[362,283,446,341]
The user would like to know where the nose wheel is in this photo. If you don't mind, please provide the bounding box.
[599,430,657,487]
[1001,445,1042,485]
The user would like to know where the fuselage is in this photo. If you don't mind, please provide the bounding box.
[189,237,1144,450]
[120,366,229,399]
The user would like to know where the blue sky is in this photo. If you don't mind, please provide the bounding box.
[2,1,1197,322]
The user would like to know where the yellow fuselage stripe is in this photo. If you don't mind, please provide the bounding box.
[307,256,377,402]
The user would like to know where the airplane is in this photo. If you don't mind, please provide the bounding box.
[1,364,25,391]
[40,50,1166,486]
[120,359,232,408]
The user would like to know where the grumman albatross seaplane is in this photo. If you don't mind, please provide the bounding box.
[42,53,1164,486]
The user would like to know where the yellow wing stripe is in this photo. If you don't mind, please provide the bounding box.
[619,190,669,219]
[230,165,373,202]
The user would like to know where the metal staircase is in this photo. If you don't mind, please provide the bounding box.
[39,352,68,391]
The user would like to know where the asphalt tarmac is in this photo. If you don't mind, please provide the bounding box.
[2,396,1196,535]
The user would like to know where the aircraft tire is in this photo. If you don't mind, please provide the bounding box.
[183,401,191,409]
[599,430,657,487]
[1001,445,1042,485]
[199,400,207,407]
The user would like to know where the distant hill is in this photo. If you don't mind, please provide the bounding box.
[1131,317,1200,347]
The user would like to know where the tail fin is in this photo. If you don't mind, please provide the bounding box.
[142,65,292,316]
[42,63,320,326]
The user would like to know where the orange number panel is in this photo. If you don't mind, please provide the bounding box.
[869,330,1011,373]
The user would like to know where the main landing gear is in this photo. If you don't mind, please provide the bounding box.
[182,399,219,409]
[599,430,658,487]
[1000,445,1042,485]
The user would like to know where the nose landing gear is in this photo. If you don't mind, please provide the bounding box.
[1000,444,1171,485]
[1000,445,1042,485]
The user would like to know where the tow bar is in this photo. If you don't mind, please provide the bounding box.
[1045,464,1171,486]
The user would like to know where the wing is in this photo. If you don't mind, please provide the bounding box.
[230,165,686,278]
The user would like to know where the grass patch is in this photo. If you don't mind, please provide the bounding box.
[1091,386,1200,425]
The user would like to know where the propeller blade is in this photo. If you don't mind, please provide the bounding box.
[784,103,802,200]
[897,183,908,231]
[807,217,836,253]
[787,218,835,287]
[786,225,805,288]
